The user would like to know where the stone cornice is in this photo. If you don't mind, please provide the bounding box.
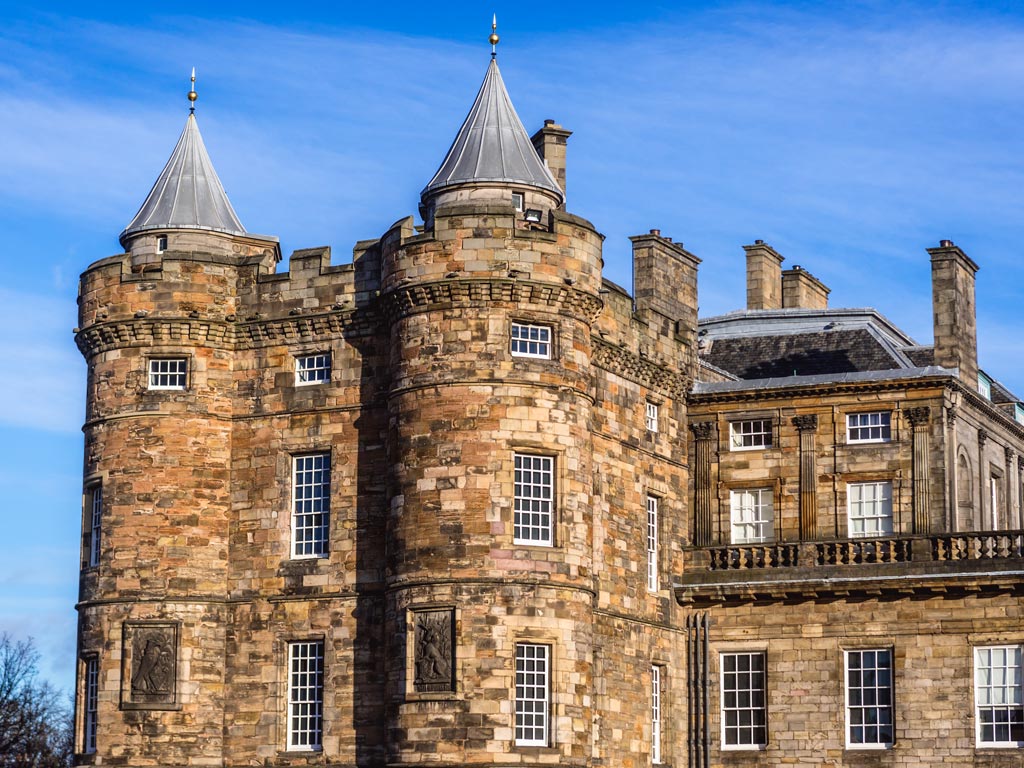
[382,278,604,323]
[75,308,381,358]
[688,374,951,406]
[592,336,689,398]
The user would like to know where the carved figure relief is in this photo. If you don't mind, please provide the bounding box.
[124,623,178,708]
[413,609,454,693]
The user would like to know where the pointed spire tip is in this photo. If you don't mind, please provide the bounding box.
[489,14,499,58]
[187,67,197,114]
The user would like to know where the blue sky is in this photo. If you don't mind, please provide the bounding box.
[1,0,1022,689]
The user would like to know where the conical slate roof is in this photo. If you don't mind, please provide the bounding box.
[121,113,245,243]
[422,59,563,201]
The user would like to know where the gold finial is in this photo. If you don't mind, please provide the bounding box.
[188,67,197,113]
[489,14,499,57]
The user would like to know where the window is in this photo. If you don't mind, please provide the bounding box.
[729,489,774,544]
[296,352,331,385]
[512,191,525,212]
[515,643,550,746]
[729,419,772,450]
[514,454,553,545]
[979,373,993,400]
[721,652,767,749]
[646,402,659,433]
[292,453,330,558]
[510,323,551,359]
[87,484,102,568]
[287,641,324,751]
[156,235,168,253]
[975,646,1024,747]
[847,412,891,443]
[83,656,98,754]
[647,495,659,592]
[1015,404,1024,426]
[148,358,187,390]
[845,649,893,748]
[847,482,893,538]
[651,665,662,764]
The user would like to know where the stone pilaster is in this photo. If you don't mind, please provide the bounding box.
[792,415,818,540]
[690,422,716,547]
[905,407,932,534]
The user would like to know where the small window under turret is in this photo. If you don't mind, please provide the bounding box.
[157,235,168,253]
[512,192,524,212]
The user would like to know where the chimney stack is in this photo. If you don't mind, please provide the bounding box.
[782,265,830,310]
[531,120,572,210]
[927,240,979,385]
[744,240,784,310]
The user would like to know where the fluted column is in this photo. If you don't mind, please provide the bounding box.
[792,415,818,540]
[690,422,716,546]
[1006,447,1018,529]
[905,407,932,534]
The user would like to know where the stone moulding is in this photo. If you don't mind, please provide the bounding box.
[381,277,604,323]
[592,336,690,398]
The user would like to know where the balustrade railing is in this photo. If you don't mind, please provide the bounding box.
[700,530,1024,572]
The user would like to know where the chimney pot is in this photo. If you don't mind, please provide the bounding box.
[544,119,555,126]
[650,229,660,236]
[755,239,764,245]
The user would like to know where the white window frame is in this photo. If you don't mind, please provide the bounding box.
[147,357,187,390]
[88,484,102,568]
[651,664,662,764]
[729,419,772,451]
[292,453,330,559]
[646,401,660,433]
[156,235,168,253]
[83,656,98,754]
[512,191,525,212]
[847,412,892,444]
[975,645,1024,747]
[514,454,554,546]
[845,648,894,749]
[295,352,331,386]
[287,641,324,751]
[515,643,550,747]
[729,489,774,544]
[720,651,767,750]
[847,482,893,538]
[510,322,552,359]
[646,495,659,592]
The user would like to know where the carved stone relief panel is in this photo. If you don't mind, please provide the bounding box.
[122,622,179,710]
[413,609,454,693]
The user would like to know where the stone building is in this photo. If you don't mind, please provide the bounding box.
[73,43,1024,768]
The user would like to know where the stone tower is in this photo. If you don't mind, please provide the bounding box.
[75,47,696,768]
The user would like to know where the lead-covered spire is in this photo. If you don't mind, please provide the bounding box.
[421,49,563,203]
[120,71,245,247]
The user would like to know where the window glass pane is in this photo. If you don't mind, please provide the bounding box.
[847,412,892,443]
[293,453,330,558]
[515,644,549,746]
[296,353,331,384]
[730,489,774,543]
[846,649,893,747]
[976,645,1024,746]
[721,652,767,748]
[514,454,553,545]
[148,358,187,390]
[847,482,893,538]
[510,323,552,359]
[730,420,772,450]
[288,641,324,750]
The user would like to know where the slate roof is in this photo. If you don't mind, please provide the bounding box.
[902,346,935,367]
[422,58,562,201]
[701,328,905,380]
[121,113,245,245]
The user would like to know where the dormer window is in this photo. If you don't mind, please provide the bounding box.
[157,235,168,253]
[1016,404,1024,426]
[978,372,992,400]
[512,192,524,212]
